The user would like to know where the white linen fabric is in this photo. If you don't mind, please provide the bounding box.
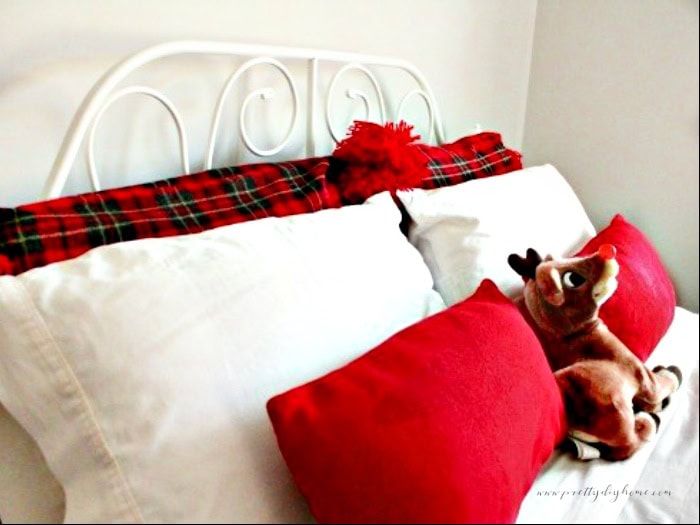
[0,192,444,523]
[396,164,597,305]
[0,404,65,523]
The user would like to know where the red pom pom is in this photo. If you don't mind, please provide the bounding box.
[331,120,429,204]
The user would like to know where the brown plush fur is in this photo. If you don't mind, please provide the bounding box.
[508,245,682,461]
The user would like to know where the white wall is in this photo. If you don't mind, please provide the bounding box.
[523,0,699,312]
[0,0,537,206]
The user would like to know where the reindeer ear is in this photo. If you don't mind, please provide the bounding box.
[536,265,565,306]
[508,248,543,281]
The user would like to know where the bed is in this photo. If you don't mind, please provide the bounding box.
[0,40,697,524]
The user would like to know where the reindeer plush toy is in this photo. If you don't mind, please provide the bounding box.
[508,244,682,461]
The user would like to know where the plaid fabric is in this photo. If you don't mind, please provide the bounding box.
[0,157,338,275]
[416,131,523,189]
[327,128,523,206]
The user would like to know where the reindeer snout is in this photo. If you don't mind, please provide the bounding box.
[592,257,619,305]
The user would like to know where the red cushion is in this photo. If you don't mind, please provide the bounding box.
[575,214,676,361]
[0,157,338,275]
[267,280,565,524]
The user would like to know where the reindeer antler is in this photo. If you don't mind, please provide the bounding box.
[507,248,543,281]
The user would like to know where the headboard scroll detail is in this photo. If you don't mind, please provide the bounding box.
[44,40,446,199]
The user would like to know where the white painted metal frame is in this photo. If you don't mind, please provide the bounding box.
[44,40,446,199]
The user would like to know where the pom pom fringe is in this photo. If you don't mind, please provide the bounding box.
[331,120,429,204]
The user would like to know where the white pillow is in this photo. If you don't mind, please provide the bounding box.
[0,192,444,524]
[0,405,65,524]
[396,164,596,305]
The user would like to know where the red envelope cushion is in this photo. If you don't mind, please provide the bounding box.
[575,214,676,362]
[267,280,565,524]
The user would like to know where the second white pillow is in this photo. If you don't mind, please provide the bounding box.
[396,164,596,305]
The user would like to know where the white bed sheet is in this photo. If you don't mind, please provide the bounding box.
[518,307,699,525]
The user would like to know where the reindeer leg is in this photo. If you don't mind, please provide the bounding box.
[598,412,660,461]
[557,362,663,462]
[633,365,683,413]
[565,408,658,462]
[562,436,602,460]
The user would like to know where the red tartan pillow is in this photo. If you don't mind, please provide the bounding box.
[575,214,676,361]
[328,122,522,204]
[417,130,523,189]
[0,157,339,275]
[267,280,565,524]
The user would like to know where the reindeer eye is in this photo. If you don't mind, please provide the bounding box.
[562,271,586,288]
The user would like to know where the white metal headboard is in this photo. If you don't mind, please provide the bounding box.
[44,40,446,199]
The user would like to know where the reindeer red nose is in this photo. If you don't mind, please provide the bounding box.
[598,244,616,260]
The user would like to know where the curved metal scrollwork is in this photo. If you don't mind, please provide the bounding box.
[86,86,189,192]
[205,57,299,168]
[44,41,448,199]
[396,88,435,143]
[326,63,386,143]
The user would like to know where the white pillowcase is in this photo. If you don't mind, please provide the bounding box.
[0,192,444,524]
[396,164,596,305]
[0,404,65,524]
